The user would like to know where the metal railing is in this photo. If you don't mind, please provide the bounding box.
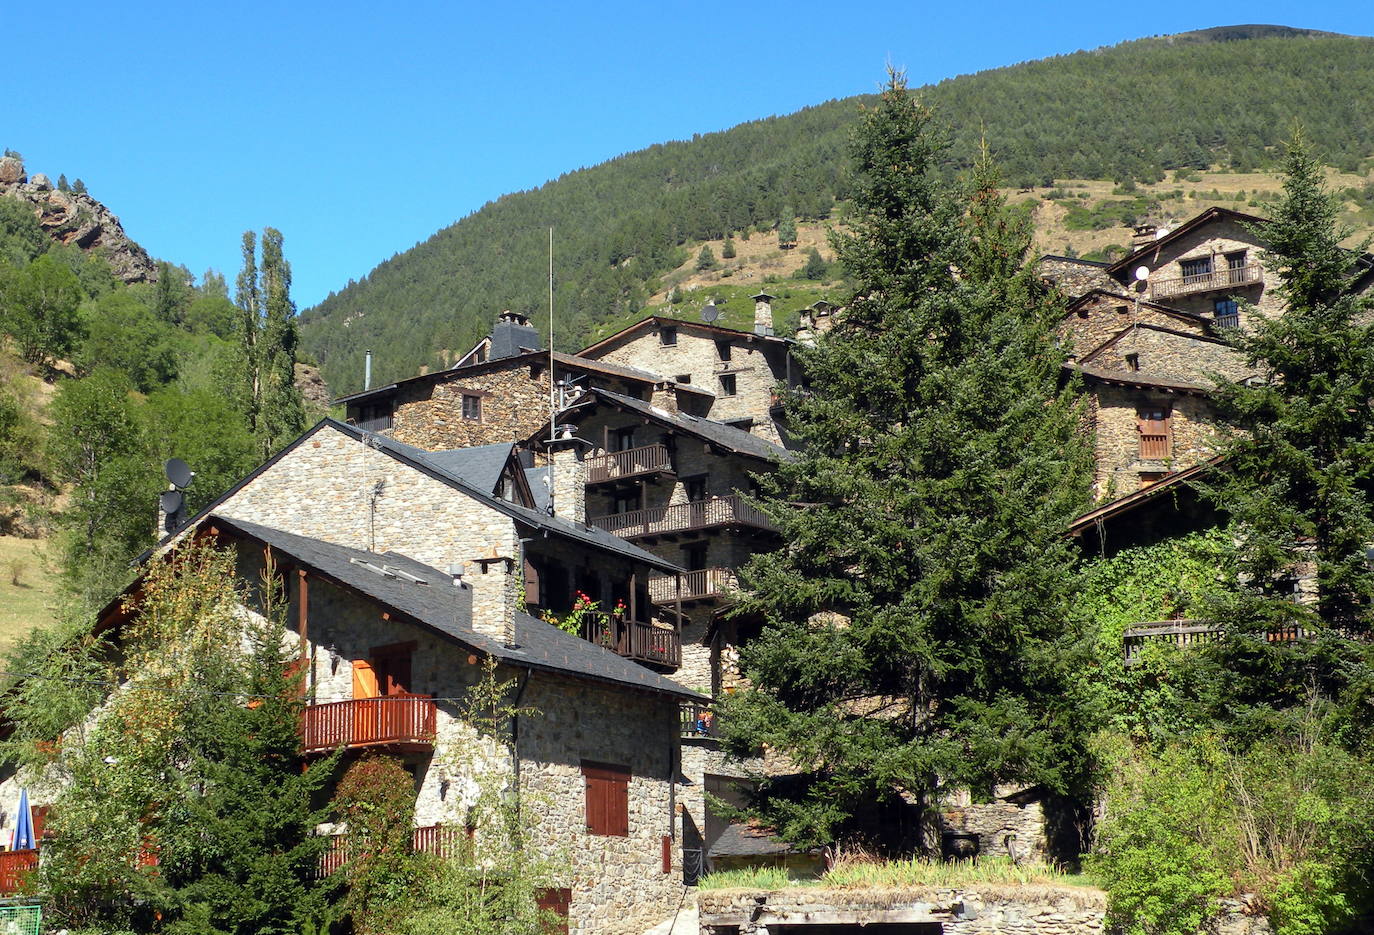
[301,695,437,754]
[649,568,738,604]
[590,494,776,539]
[1150,264,1262,299]
[0,850,37,894]
[587,444,674,484]
[581,612,681,668]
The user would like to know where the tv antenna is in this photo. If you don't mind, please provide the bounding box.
[160,458,195,534]
[700,301,720,323]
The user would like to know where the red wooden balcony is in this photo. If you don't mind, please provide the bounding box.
[301,695,437,755]
[649,567,738,604]
[0,849,37,894]
[587,444,675,484]
[1149,264,1262,300]
[589,494,776,540]
[581,612,681,669]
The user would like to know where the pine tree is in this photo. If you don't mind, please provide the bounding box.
[71,178,86,195]
[57,173,69,192]
[776,214,797,249]
[721,72,1092,850]
[722,237,737,259]
[1197,132,1374,742]
[695,245,717,271]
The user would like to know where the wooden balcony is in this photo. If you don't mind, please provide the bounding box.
[589,494,776,541]
[1122,619,1372,664]
[680,703,721,739]
[649,567,738,605]
[317,823,466,877]
[301,695,437,755]
[0,849,37,894]
[1149,264,1262,300]
[587,444,675,485]
[581,612,681,669]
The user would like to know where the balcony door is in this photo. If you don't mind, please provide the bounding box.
[352,643,415,744]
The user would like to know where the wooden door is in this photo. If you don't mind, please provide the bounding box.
[1137,407,1171,459]
[351,659,380,744]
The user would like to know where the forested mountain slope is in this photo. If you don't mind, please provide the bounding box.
[301,27,1374,394]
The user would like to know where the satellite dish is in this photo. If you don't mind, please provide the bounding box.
[164,458,194,488]
[700,302,720,323]
[1133,266,1150,282]
[159,490,184,515]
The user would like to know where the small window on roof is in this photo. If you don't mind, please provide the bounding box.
[659,327,677,347]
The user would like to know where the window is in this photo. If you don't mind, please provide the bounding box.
[684,475,707,502]
[1124,352,1140,371]
[1214,298,1239,329]
[659,326,677,347]
[1137,407,1172,460]
[1114,305,1129,316]
[1139,471,1169,489]
[1180,256,1213,284]
[611,427,636,452]
[715,340,733,362]
[582,762,630,836]
[1226,250,1248,282]
[356,402,393,432]
[461,394,481,421]
[718,374,737,397]
[675,374,692,385]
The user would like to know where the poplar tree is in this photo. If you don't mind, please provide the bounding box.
[236,228,306,459]
[721,72,1092,850]
[1197,133,1374,742]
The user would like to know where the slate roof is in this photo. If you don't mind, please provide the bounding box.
[524,467,551,513]
[577,315,794,358]
[142,419,681,574]
[709,823,797,858]
[213,515,702,702]
[573,388,791,463]
[1067,363,1213,395]
[385,439,514,495]
[1067,456,1222,537]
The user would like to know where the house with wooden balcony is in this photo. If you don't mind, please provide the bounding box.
[1,415,705,933]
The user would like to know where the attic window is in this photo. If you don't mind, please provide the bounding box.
[676,374,692,385]
[1125,352,1140,371]
[716,340,733,362]
[1114,305,1128,315]
[718,374,737,397]
[659,327,678,347]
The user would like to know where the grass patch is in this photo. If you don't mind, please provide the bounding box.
[698,855,1097,892]
[0,535,60,651]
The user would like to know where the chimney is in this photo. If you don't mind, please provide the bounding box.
[1131,224,1158,250]
[752,291,775,336]
[798,301,837,345]
[547,424,588,524]
[469,548,518,647]
[489,310,543,360]
[650,380,679,414]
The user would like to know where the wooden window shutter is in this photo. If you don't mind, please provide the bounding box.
[523,557,541,607]
[351,659,379,699]
[536,887,571,934]
[1137,407,1172,459]
[581,762,630,836]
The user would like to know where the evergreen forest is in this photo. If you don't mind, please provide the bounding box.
[301,28,1374,393]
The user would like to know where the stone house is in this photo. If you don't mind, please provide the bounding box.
[1,418,716,932]
[575,298,801,448]
[337,311,714,450]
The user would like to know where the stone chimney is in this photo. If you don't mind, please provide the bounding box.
[469,549,518,647]
[752,291,775,336]
[650,380,679,414]
[1131,224,1158,250]
[547,424,588,524]
[489,310,543,360]
[796,300,837,345]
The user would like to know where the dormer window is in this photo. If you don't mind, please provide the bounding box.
[659,327,678,347]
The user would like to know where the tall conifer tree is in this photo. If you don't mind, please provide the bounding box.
[1198,133,1374,741]
[236,228,306,459]
[721,72,1092,849]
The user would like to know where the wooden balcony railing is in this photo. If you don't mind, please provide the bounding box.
[0,849,37,894]
[649,568,738,604]
[590,494,776,540]
[587,444,675,484]
[301,695,437,755]
[1123,619,1372,664]
[1138,434,1171,460]
[581,612,681,668]
[680,703,721,739]
[1150,264,1263,299]
[317,824,467,877]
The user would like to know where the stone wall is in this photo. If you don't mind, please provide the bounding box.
[1126,217,1283,326]
[217,423,520,575]
[1079,327,1251,386]
[939,791,1046,862]
[1039,256,1119,299]
[1059,293,1209,360]
[588,325,792,446]
[239,545,686,935]
[1090,385,1223,499]
[387,361,553,449]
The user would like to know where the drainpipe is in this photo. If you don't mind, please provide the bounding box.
[510,669,531,827]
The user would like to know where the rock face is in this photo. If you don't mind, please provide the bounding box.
[293,362,331,409]
[0,157,157,285]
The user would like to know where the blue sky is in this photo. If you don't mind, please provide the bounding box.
[7,2,1371,308]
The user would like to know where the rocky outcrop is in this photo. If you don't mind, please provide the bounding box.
[0,157,157,285]
[294,362,331,410]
